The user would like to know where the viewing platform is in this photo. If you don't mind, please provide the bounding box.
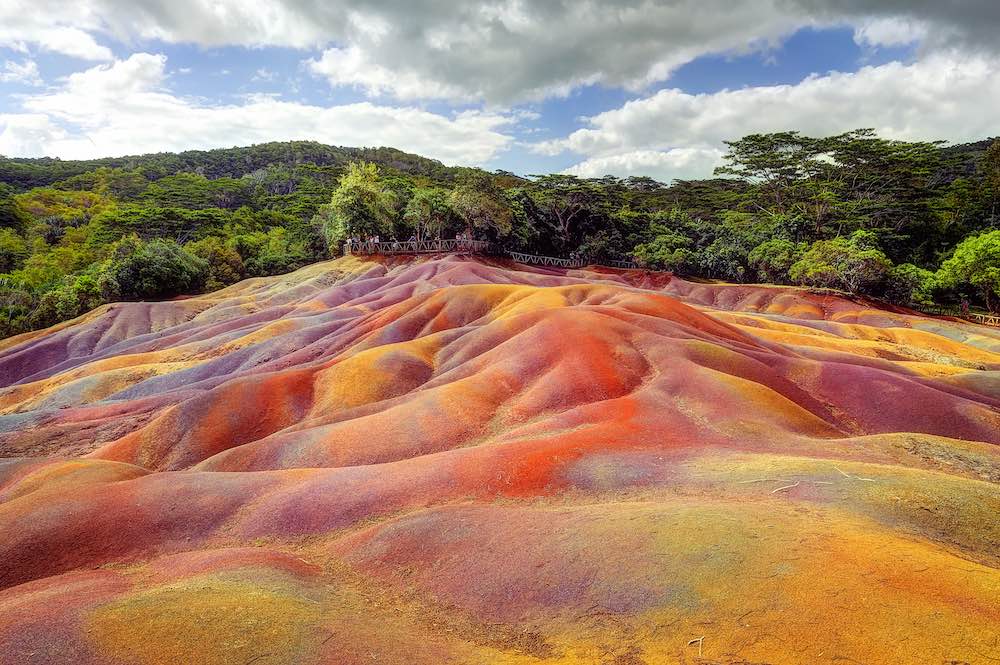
[344,238,640,270]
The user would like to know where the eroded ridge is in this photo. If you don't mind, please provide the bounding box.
[1,254,998,665]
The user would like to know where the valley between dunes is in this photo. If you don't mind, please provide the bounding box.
[0,254,998,665]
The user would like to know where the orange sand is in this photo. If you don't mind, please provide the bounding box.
[0,254,997,664]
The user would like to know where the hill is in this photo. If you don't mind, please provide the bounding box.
[0,141,466,192]
[0,254,997,664]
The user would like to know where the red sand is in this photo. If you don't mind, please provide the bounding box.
[0,254,998,664]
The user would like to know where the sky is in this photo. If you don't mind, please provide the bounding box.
[1,1,999,182]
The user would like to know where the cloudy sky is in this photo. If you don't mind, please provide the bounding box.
[1,1,999,181]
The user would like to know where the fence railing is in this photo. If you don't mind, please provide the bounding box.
[345,240,640,272]
[968,312,1000,327]
[506,251,585,269]
[915,305,999,328]
[345,239,491,255]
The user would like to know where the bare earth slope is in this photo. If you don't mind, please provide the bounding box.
[0,254,998,665]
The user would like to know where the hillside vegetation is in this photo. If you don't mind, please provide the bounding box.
[1,130,999,338]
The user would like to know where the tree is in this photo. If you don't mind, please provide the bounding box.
[884,263,936,307]
[714,131,827,215]
[789,231,892,294]
[449,173,513,238]
[142,173,250,210]
[982,139,1000,223]
[748,238,806,283]
[0,275,35,338]
[937,230,1000,312]
[89,204,234,244]
[314,161,396,251]
[403,188,455,240]
[186,236,245,290]
[697,210,775,281]
[99,235,208,301]
[823,129,943,247]
[527,174,608,250]
[15,187,115,226]
[716,130,944,250]
[633,229,698,273]
[0,229,28,273]
[0,183,29,231]
[59,167,150,199]
[228,227,311,277]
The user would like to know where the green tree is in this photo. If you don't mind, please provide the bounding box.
[402,188,455,240]
[449,173,513,239]
[142,173,249,210]
[633,210,700,273]
[229,228,311,277]
[527,174,608,250]
[0,229,29,273]
[0,183,29,231]
[99,235,208,301]
[634,230,698,273]
[789,231,892,294]
[714,131,827,215]
[59,167,150,199]
[884,263,936,307]
[186,236,246,290]
[748,238,806,283]
[937,230,1000,312]
[0,275,35,338]
[982,139,1000,223]
[314,161,396,251]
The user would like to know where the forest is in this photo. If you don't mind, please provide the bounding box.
[1,130,998,338]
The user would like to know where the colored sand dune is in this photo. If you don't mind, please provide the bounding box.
[0,254,998,664]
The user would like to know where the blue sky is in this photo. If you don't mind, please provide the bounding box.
[1,1,998,181]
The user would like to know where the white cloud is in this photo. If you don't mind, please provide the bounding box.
[0,114,67,156]
[253,68,277,82]
[3,2,1000,178]
[0,59,42,86]
[0,2,112,60]
[562,148,726,182]
[1,53,516,165]
[3,1,998,103]
[539,51,1000,181]
[306,46,470,101]
[301,2,807,103]
[852,17,927,48]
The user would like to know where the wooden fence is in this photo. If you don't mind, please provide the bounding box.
[345,240,639,271]
[916,305,1000,328]
[345,239,491,255]
[968,312,1000,327]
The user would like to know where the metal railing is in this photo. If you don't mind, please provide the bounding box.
[344,239,641,272]
[506,251,586,268]
[345,239,491,255]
